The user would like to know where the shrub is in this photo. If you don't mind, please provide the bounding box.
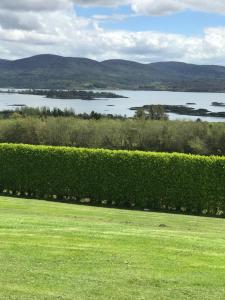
[0,143,225,216]
[2,117,225,156]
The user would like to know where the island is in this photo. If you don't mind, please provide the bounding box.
[7,104,27,107]
[5,89,128,100]
[211,101,225,107]
[130,104,225,118]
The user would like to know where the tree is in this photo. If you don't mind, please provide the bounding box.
[147,105,168,120]
[134,109,146,120]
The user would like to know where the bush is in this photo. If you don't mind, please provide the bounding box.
[0,117,225,156]
[0,143,225,216]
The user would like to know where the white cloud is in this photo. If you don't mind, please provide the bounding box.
[0,0,69,11]
[131,0,225,16]
[131,0,185,16]
[1,0,225,15]
[72,0,129,7]
[0,11,42,30]
[0,0,128,11]
[0,0,225,65]
[72,0,225,15]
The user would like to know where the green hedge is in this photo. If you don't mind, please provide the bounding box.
[0,143,225,215]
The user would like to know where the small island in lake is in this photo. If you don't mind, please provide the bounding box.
[130,104,225,118]
[7,104,27,107]
[11,89,128,100]
[186,102,196,105]
[211,101,225,107]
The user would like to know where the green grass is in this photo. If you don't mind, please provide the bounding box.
[1,197,225,299]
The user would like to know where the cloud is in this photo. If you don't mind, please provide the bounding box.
[1,0,225,15]
[72,0,129,7]
[0,0,69,11]
[0,0,129,11]
[131,0,225,16]
[0,0,225,65]
[72,0,225,15]
[131,0,185,16]
[0,11,42,30]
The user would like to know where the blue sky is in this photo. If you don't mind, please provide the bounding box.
[75,4,225,36]
[1,0,225,64]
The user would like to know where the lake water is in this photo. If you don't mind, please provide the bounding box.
[1,89,225,122]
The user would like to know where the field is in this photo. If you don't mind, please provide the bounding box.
[1,197,225,299]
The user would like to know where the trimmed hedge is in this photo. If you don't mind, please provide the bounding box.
[0,143,225,215]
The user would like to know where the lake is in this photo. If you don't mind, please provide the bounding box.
[1,89,225,122]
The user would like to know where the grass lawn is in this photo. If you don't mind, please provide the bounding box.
[1,197,225,299]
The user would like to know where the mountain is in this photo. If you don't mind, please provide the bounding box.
[1,54,225,92]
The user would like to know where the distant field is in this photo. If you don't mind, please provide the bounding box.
[1,197,225,299]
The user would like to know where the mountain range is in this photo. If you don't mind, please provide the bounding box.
[1,54,225,92]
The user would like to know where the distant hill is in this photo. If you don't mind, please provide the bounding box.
[1,54,225,92]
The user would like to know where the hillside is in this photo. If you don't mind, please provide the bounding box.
[1,196,225,299]
[1,54,225,91]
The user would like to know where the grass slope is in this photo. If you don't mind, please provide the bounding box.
[1,196,225,299]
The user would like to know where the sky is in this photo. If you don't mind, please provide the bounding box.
[1,0,225,64]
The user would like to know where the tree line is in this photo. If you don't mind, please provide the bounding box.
[0,107,225,155]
